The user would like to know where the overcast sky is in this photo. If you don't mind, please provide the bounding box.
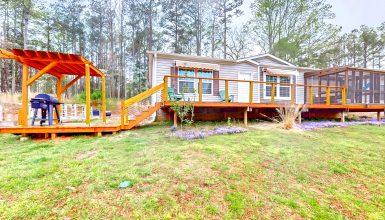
[239,0,385,33]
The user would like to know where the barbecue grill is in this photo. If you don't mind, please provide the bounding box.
[30,94,62,126]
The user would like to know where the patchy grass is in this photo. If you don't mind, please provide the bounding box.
[1,122,385,219]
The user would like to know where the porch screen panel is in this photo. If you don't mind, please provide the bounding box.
[374,73,381,103]
[381,74,385,103]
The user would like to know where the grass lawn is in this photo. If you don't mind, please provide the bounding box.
[1,122,385,219]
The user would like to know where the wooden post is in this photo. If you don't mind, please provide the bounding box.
[341,112,346,123]
[271,84,275,104]
[21,63,29,127]
[225,80,229,102]
[291,84,295,104]
[173,111,177,127]
[342,87,346,105]
[85,64,91,125]
[163,76,168,102]
[101,76,106,123]
[120,100,125,128]
[56,77,62,124]
[244,108,248,127]
[309,86,313,105]
[249,82,253,104]
[51,133,57,140]
[326,87,331,105]
[377,112,381,121]
[199,78,203,102]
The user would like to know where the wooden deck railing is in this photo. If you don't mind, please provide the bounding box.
[163,75,346,105]
[120,83,165,128]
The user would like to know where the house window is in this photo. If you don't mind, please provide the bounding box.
[266,75,277,97]
[197,70,213,94]
[177,68,213,94]
[178,69,195,93]
[279,76,290,98]
[265,75,291,99]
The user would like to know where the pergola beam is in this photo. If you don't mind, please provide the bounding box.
[90,65,106,77]
[59,75,83,95]
[0,48,17,59]
[27,61,58,86]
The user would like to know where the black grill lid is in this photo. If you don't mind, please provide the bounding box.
[31,93,61,104]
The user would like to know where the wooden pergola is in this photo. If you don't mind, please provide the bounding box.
[0,48,106,127]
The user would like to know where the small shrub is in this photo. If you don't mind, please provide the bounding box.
[276,104,306,129]
[225,192,246,216]
[171,90,195,130]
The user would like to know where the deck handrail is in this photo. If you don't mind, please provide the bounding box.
[121,82,165,127]
[164,75,347,105]
[163,75,345,89]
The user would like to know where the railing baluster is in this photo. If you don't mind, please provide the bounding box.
[163,76,168,102]
[326,87,331,105]
[291,84,295,104]
[309,86,313,105]
[199,78,203,103]
[249,82,253,104]
[271,83,275,104]
[225,80,229,103]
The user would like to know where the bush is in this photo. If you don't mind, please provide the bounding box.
[276,104,305,129]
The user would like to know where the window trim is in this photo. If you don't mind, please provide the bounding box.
[177,67,214,95]
[177,68,195,94]
[263,74,292,100]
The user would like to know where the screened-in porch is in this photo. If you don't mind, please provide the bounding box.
[305,67,385,105]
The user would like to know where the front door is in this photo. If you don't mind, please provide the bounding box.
[238,72,251,103]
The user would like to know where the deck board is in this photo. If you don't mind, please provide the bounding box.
[0,123,122,135]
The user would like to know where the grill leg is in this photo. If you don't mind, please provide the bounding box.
[54,105,61,124]
[41,109,47,126]
[49,104,53,125]
[31,108,38,126]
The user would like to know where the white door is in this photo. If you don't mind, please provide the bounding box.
[238,72,251,103]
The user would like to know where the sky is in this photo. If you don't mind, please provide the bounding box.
[238,0,385,33]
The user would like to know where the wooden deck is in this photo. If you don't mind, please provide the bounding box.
[1,101,384,138]
[163,101,385,111]
[0,123,122,137]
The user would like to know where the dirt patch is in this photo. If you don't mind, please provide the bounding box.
[53,136,73,143]
[75,150,98,160]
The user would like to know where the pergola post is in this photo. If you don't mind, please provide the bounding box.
[85,64,91,125]
[56,77,62,124]
[102,76,106,123]
[21,63,29,127]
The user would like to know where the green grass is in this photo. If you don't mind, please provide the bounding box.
[1,122,385,219]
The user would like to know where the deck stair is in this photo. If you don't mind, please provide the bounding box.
[123,103,161,130]
[120,83,165,130]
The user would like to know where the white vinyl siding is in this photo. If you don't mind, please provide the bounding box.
[155,58,259,102]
